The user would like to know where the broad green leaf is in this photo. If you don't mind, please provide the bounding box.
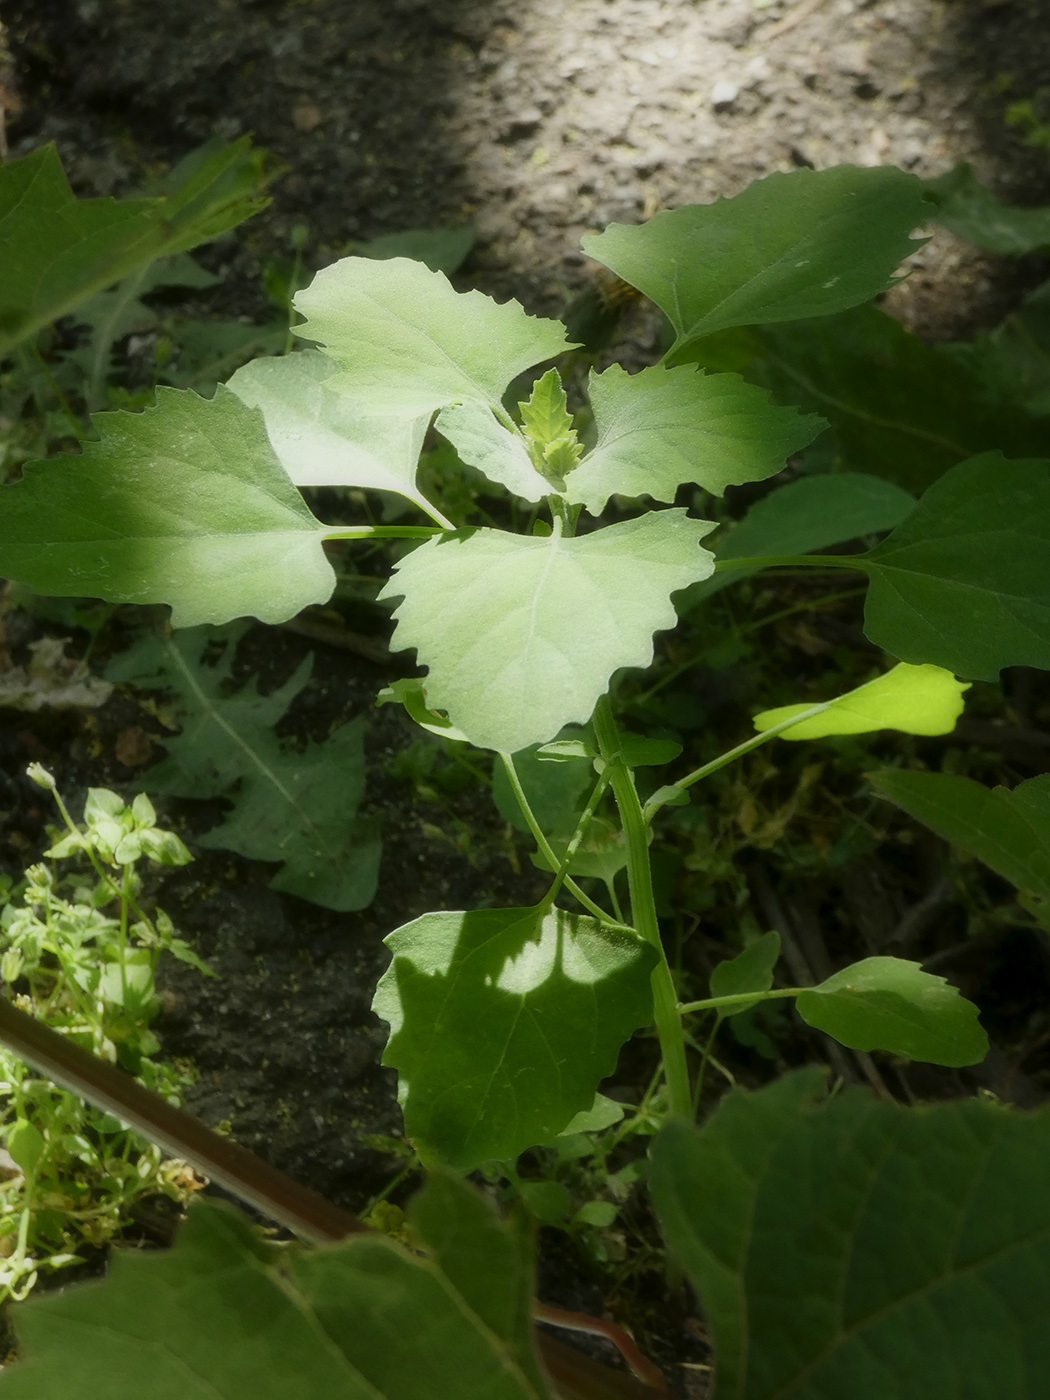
[796,956,988,1065]
[709,930,780,1016]
[869,771,1050,916]
[372,906,657,1169]
[493,736,593,833]
[379,511,716,752]
[924,163,1050,253]
[559,1094,625,1136]
[683,306,1050,491]
[0,138,271,356]
[563,364,823,515]
[354,225,475,273]
[6,1119,45,1175]
[679,470,915,608]
[652,1072,1050,1400]
[858,453,1050,680]
[227,349,435,513]
[2,1187,551,1400]
[582,166,928,356]
[436,402,551,502]
[0,388,334,628]
[294,256,572,414]
[616,735,682,767]
[106,628,379,911]
[752,662,969,740]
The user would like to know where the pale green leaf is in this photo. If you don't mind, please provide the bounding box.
[564,364,823,515]
[869,771,1050,912]
[0,388,334,628]
[379,511,716,752]
[227,349,435,512]
[558,1094,625,1136]
[796,956,988,1065]
[436,402,551,502]
[294,256,572,414]
[682,471,915,608]
[106,628,379,911]
[859,453,1050,679]
[518,368,577,447]
[752,662,970,740]
[2,1189,551,1400]
[652,1072,1050,1400]
[709,930,780,1016]
[924,163,1050,254]
[376,677,471,744]
[372,906,656,1169]
[582,166,928,356]
[0,138,271,357]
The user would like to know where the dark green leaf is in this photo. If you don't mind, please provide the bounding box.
[924,163,1050,254]
[859,452,1050,680]
[869,770,1050,916]
[582,166,928,356]
[3,1188,551,1399]
[796,956,988,1065]
[0,388,334,628]
[493,737,593,833]
[652,1072,1050,1399]
[373,907,657,1169]
[709,930,780,1015]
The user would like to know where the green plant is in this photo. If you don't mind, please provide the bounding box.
[0,767,210,1301]
[0,160,1048,1396]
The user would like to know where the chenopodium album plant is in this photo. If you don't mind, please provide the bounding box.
[2,161,1050,1396]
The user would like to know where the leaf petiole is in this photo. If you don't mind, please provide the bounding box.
[678,987,804,1017]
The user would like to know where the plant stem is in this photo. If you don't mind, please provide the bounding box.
[542,771,611,911]
[677,987,804,1017]
[323,525,445,542]
[591,694,692,1122]
[496,753,620,927]
[643,703,830,822]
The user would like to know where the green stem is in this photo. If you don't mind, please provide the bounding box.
[591,694,692,1122]
[713,554,869,574]
[541,771,612,911]
[643,703,831,822]
[323,525,445,542]
[496,754,621,927]
[678,987,804,1017]
[118,866,132,1005]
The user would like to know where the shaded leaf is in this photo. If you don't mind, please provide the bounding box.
[294,256,572,414]
[106,628,379,912]
[859,452,1050,680]
[869,770,1050,916]
[0,138,271,357]
[796,957,988,1065]
[493,736,593,833]
[564,364,822,515]
[582,166,928,356]
[380,511,716,752]
[752,662,969,740]
[373,906,657,1169]
[652,1072,1050,1400]
[709,930,780,1016]
[354,225,475,274]
[228,348,435,512]
[436,402,550,502]
[924,163,1050,254]
[2,1187,551,1400]
[0,388,334,628]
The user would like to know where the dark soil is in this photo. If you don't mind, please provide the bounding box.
[3,0,1050,1393]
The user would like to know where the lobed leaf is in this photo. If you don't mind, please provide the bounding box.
[1,1185,551,1399]
[651,1072,1050,1400]
[563,364,823,515]
[859,453,1050,680]
[869,771,1050,916]
[582,166,929,356]
[796,957,988,1066]
[752,662,970,740]
[294,256,572,414]
[373,906,656,1169]
[379,511,716,753]
[227,348,434,512]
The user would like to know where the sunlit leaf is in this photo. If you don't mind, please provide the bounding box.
[796,957,988,1066]
[652,1071,1050,1400]
[373,906,656,1169]
[752,662,970,740]
[379,511,716,752]
[435,402,550,502]
[0,388,334,628]
[583,166,929,356]
[563,364,822,515]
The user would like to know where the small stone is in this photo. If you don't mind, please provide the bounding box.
[115,726,155,768]
[292,103,323,132]
[711,79,740,109]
